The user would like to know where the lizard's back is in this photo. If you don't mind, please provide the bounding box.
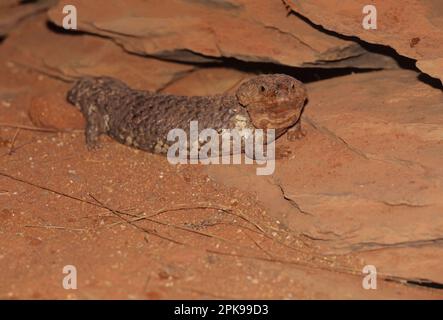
[67,77,253,153]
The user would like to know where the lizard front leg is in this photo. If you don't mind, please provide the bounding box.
[286,120,306,141]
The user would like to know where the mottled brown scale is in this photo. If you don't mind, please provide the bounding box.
[67,74,308,154]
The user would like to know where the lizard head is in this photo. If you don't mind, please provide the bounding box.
[236,74,307,130]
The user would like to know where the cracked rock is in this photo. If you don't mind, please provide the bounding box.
[47,0,399,69]
[1,14,195,91]
[283,0,443,84]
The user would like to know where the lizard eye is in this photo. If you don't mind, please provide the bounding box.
[260,85,267,93]
[291,83,295,89]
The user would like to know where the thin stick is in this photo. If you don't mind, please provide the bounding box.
[0,123,83,133]
[25,224,86,232]
[222,209,266,234]
[244,231,274,259]
[139,202,267,235]
[105,204,269,249]
[8,129,20,155]
[107,204,230,226]
[105,205,242,246]
[0,171,100,207]
[106,202,327,260]
[147,217,238,244]
[204,248,364,279]
[88,193,184,245]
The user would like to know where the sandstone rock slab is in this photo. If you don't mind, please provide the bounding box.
[1,15,195,91]
[283,0,443,84]
[47,0,398,69]
[0,0,55,37]
[206,69,443,283]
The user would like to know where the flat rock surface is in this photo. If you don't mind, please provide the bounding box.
[207,69,443,284]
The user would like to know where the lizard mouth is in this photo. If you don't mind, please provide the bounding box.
[245,101,302,129]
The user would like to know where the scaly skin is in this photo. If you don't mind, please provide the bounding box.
[67,74,308,154]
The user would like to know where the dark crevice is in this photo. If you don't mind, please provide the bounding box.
[137,38,420,85]
[358,42,416,70]
[149,53,384,84]
[210,59,382,84]
[45,21,86,36]
[386,277,443,290]
[417,73,443,90]
[406,279,443,290]
[288,10,417,71]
